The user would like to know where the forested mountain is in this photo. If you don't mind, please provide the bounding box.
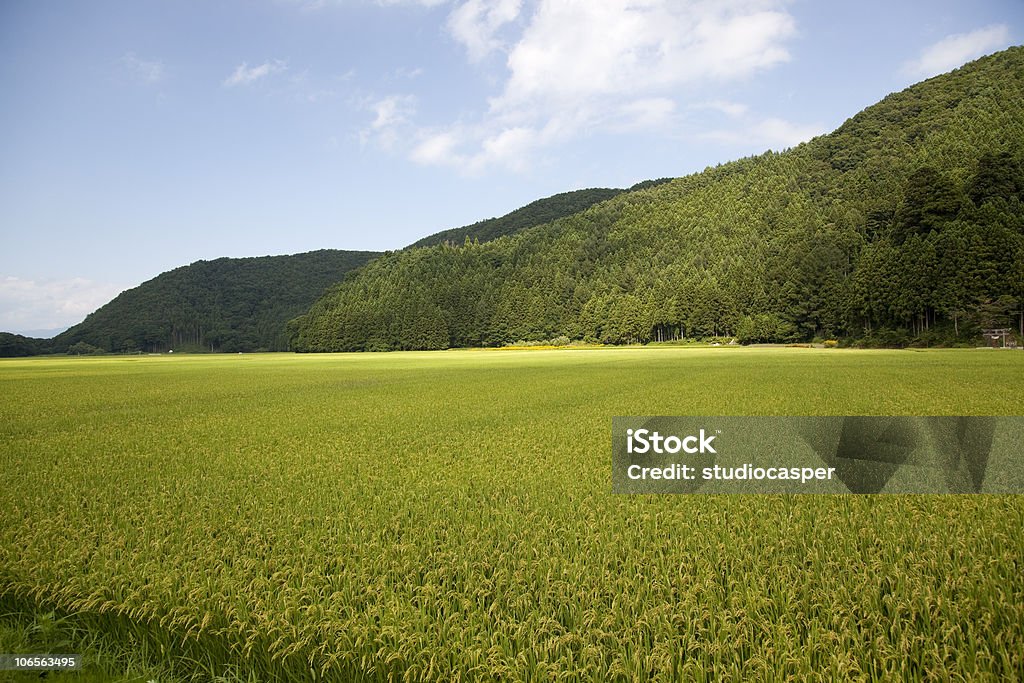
[0,333,49,358]
[291,47,1024,352]
[47,249,379,354]
[410,188,626,248]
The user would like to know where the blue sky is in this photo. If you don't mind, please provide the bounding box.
[1,0,1021,335]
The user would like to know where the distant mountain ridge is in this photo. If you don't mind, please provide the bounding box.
[0,332,48,358]
[38,249,380,354]
[13,327,68,339]
[409,182,672,249]
[1,181,675,356]
[290,47,1024,352]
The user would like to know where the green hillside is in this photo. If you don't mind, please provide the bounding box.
[409,184,669,249]
[0,333,49,358]
[291,47,1024,352]
[409,188,623,248]
[50,249,379,354]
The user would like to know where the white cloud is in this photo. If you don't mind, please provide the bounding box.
[0,276,125,333]
[411,130,463,165]
[903,25,1011,79]
[477,125,537,171]
[605,98,678,132]
[223,60,288,87]
[692,100,749,118]
[361,94,418,149]
[121,52,164,84]
[410,123,544,174]
[493,1,794,111]
[447,0,523,61]
[757,118,827,147]
[392,66,424,79]
[701,116,825,149]
[751,118,824,148]
[409,0,798,173]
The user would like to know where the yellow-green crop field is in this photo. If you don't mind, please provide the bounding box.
[1,348,1023,681]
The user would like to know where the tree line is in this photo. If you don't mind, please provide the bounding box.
[0,250,379,357]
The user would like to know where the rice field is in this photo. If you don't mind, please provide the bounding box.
[1,347,1022,681]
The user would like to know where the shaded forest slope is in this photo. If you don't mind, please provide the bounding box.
[52,249,379,353]
[409,182,671,249]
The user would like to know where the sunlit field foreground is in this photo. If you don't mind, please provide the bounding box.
[1,348,1022,681]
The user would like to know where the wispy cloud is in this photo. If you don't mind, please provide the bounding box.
[701,117,826,150]
[691,100,749,118]
[391,66,425,80]
[447,0,522,62]
[361,94,418,150]
[902,25,1011,79]
[412,123,540,173]
[223,60,288,87]
[0,276,125,333]
[408,0,798,173]
[121,52,164,84]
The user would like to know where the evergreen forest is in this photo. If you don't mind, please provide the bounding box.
[290,48,1024,352]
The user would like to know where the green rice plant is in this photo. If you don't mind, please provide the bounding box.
[0,348,1021,680]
